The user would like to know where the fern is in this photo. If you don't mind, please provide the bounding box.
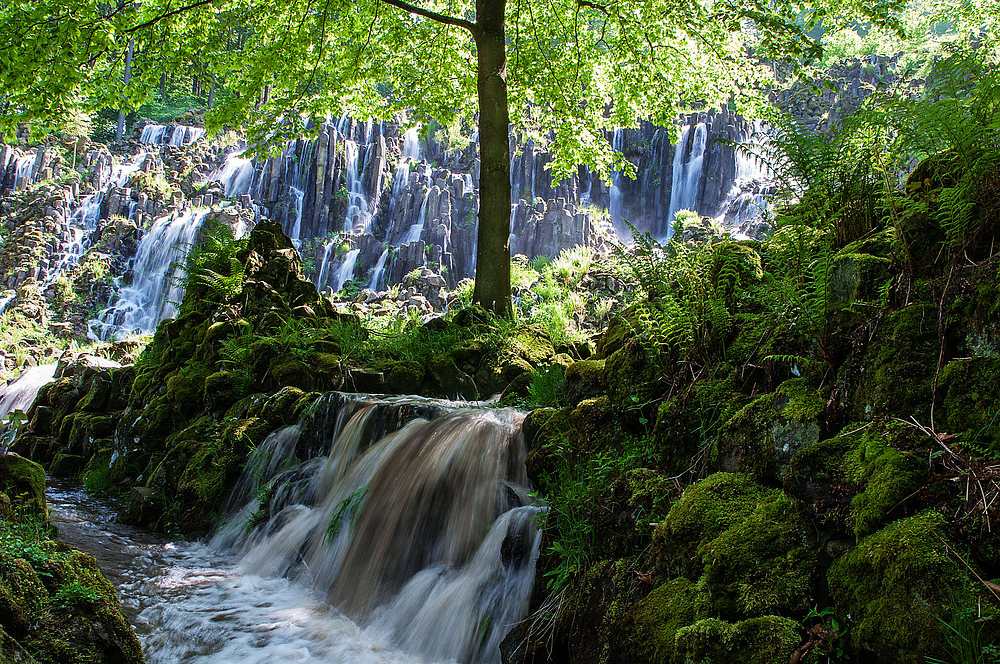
[180,220,249,302]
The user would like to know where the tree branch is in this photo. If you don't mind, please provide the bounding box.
[125,0,222,33]
[377,0,476,34]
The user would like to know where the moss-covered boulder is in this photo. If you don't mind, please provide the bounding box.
[784,419,927,539]
[827,512,974,664]
[0,456,45,517]
[716,378,825,481]
[652,473,816,618]
[672,615,801,664]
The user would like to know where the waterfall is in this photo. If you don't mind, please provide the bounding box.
[211,394,541,664]
[342,139,372,234]
[608,128,624,230]
[332,249,361,293]
[141,125,206,146]
[0,364,57,419]
[401,127,421,161]
[89,209,209,340]
[316,239,337,292]
[403,188,431,245]
[39,151,149,291]
[367,248,390,291]
[289,186,305,245]
[665,122,708,236]
[12,154,35,189]
[140,125,168,144]
[210,153,256,197]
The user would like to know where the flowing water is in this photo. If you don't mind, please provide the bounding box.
[90,208,210,340]
[46,394,541,664]
[0,364,57,419]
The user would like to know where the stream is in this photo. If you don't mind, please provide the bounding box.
[47,480,426,663]
[43,397,540,664]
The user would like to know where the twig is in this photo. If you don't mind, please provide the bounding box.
[933,531,1000,604]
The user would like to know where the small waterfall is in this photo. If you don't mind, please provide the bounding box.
[367,248,390,291]
[170,126,206,146]
[12,154,35,189]
[0,364,57,419]
[210,153,256,197]
[665,122,708,235]
[403,188,431,245]
[289,186,305,245]
[141,125,205,146]
[316,239,337,292]
[90,209,209,340]
[140,125,168,144]
[332,249,361,293]
[341,140,372,234]
[37,151,149,292]
[212,395,540,664]
[608,128,624,231]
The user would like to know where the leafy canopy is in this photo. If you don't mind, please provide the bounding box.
[2,0,898,176]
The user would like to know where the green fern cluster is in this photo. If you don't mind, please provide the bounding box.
[179,220,249,303]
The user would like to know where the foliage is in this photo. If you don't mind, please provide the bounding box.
[881,48,1000,255]
[924,582,1000,664]
[180,219,248,302]
[538,433,657,591]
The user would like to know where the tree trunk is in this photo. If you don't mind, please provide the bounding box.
[208,74,216,109]
[472,0,511,315]
[115,38,134,143]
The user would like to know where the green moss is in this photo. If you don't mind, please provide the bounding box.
[563,359,606,406]
[827,512,963,664]
[670,615,800,664]
[203,370,243,414]
[261,387,305,424]
[625,577,696,663]
[652,473,816,618]
[856,304,938,420]
[937,357,1000,453]
[842,422,926,539]
[784,419,927,540]
[0,457,45,516]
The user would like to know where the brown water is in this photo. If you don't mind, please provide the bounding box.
[46,395,541,664]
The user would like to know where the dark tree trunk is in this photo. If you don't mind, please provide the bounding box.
[472,0,511,315]
[115,38,134,142]
[208,74,216,109]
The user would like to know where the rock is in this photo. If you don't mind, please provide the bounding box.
[0,454,45,516]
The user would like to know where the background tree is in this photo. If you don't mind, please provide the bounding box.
[0,0,900,314]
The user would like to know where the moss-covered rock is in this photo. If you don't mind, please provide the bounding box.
[652,473,816,618]
[784,419,927,540]
[827,512,968,664]
[0,456,45,516]
[624,577,697,663]
[672,615,801,664]
[715,378,825,481]
[563,359,606,407]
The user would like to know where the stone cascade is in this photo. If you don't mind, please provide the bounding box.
[139,123,207,146]
[202,110,773,295]
[0,143,64,194]
[0,147,167,297]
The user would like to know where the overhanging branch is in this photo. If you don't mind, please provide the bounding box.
[377,0,477,33]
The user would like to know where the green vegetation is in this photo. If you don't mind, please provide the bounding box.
[0,456,143,663]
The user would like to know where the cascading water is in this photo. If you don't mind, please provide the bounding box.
[608,128,624,231]
[140,124,206,146]
[211,394,541,664]
[12,154,35,189]
[89,208,210,340]
[0,364,57,419]
[665,122,708,236]
[210,153,256,198]
[36,151,149,294]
